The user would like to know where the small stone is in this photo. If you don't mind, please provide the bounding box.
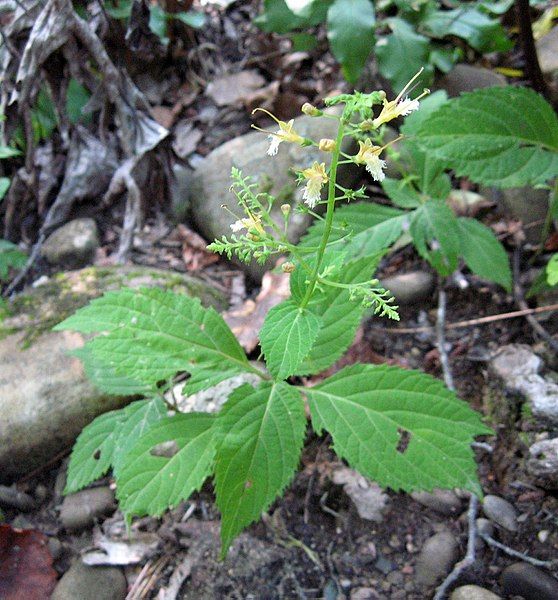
[476,518,495,538]
[538,530,550,543]
[415,531,459,589]
[375,554,396,575]
[41,218,99,268]
[381,271,436,305]
[527,438,558,488]
[411,489,462,515]
[351,588,378,600]
[51,560,127,600]
[450,584,501,600]
[501,562,558,600]
[59,487,116,531]
[482,495,518,532]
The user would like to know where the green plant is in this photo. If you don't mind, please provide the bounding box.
[56,74,492,557]
[255,0,512,88]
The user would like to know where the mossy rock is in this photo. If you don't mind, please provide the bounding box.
[0,266,226,481]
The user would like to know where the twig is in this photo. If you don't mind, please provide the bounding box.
[513,248,558,352]
[515,0,553,104]
[434,494,479,600]
[373,303,558,334]
[479,532,558,569]
[436,286,455,391]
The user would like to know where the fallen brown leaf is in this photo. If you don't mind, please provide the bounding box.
[173,224,219,271]
[205,70,266,107]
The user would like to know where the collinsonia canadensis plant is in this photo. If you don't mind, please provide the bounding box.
[56,72,492,557]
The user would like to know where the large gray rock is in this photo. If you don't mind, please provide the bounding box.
[41,218,100,268]
[434,64,506,97]
[0,265,226,481]
[191,109,357,281]
[51,560,127,600]
[489,345,558,424]
[536,26,558,75]
[527,437,558,488]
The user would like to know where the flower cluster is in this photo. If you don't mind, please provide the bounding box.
[250,71,426,205]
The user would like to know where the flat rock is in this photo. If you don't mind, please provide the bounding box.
[381,271,435,305]
[450,585,501,600]
[501,562,558,600]
[41,218,99,268]
[536,26,558,74]
[434,64,506,97]
[415,531,459,589]
[51,560,127,600]
[190,108,357,281]
[489,345,558,424]
[0,265,226,481]
[59,486,116,531]
[527,437,558,488]
[482,495,518,532]
[411,489,462,516]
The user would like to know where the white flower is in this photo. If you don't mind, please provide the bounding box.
[353,139,387,182]
[300,162,328,208]
[372,69,428,128]
[230,214,263,233]
[251,108,304,156]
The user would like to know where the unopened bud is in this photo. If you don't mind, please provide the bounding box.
[281,203,291,216]
[247,233,259,241]
[359,119,374,131]
[281,262,295,273]
[301,103,322,117]
[319,138,336,152]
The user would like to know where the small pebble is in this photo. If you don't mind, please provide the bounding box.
[482,495,518,532]
[415,531,459,588]
[538,529,550,543]
[411,489,462,515]
[351,588,378,600]
[501,562,558,600]
[450,584,502,599]
[51,560,126,600]
[59,487,115,531]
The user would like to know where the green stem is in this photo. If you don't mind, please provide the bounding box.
[300,119,346,308]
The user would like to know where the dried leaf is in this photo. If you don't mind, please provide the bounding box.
[81,532,160,566]
[173,224,219,271]
[447,190,494,217]
[172,122,203,159]
[205,70,266,107]
[223,270,290,352]
[0,525,57,600]
[331,467,389,522]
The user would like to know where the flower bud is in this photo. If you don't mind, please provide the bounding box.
[281,262,295,273]
[301,103,322,117]
[281,203,291,216]
[318,138,336,152]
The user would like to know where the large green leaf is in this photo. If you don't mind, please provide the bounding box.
[215,382,306,556]
[117,413,215,516]
[422,7,512,53]
[294,258,379,375]
[0,239,27,280]
[0,177,9,201]
[416,87,558,187]
[376,18,433,91]
[55,288,252,389]
[260,300,322,380]
[456,217,511,291]
[410,201,460,276]
[305,364,491,495]
[327,0,375,84]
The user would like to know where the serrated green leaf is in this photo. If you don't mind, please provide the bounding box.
[410,201,460,275]
[306,364,491,495]
[416,87,558,187]
[65,408,127,494]
[295,257,379,375]
[376,19,433,91]
[300,202,404,253]
[117,413,215,517]
[260,300,322,380]
[382,178,422,208]
[0,146,21,159]
[215,382,306,557]
[422,7,512,53]
[112,398,167,477]
[327,0,375,84]
[55,288,252,387]
[456,217,511,290]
